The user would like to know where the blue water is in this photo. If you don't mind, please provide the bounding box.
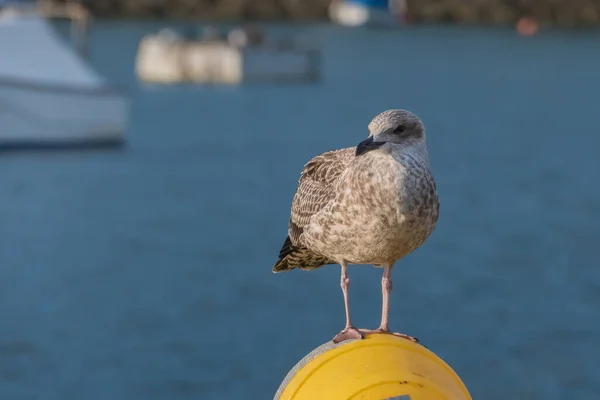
[1,22,600,399]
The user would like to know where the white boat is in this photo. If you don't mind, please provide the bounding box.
[329,0,407,28]
[0,4,128,149]
[135,26,321,85]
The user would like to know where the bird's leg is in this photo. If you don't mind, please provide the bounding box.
[359,264,419,343]
[379,264,393,331]
[332,262,363,343]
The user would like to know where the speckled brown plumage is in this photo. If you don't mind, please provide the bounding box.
[273,148,354,272]
[272,109,439,343]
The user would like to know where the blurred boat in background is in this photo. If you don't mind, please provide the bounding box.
[329,0,407,28]
[0,1,128,150]
[135,25,321,85]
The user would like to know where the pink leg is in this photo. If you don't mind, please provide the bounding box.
[379,264,393,331]
[332,263,363,343]
[360,264,419,343]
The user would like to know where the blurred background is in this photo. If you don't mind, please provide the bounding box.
[1,0,599,399]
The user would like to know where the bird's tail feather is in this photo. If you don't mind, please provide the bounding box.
[272,236,333,273]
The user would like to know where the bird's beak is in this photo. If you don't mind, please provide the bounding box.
[355,136,385,156]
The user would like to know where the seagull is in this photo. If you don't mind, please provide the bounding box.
[273,109,439,343]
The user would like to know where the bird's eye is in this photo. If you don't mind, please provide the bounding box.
[394,125,406,134]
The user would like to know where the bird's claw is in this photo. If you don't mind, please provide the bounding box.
[332,326,364,343]
[358,328,419,343]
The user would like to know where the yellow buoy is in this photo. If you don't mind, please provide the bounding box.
[274,333,471,400]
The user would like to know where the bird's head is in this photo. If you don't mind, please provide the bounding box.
[356,109,425,157]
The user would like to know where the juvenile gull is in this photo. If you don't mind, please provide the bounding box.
[273,109,439,343]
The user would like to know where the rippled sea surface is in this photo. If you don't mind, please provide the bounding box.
[1,21,599,399]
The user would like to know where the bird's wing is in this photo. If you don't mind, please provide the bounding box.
[289,147,354,246]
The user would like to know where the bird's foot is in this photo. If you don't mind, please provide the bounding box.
[332,326,364,343]
[359,328,419,343]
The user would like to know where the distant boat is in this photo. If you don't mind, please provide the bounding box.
[0,3,128,150]
[135,25,321,85]
[329,0,407,28]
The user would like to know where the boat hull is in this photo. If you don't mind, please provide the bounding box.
[329,0,402,28]
[0,9,129,149]
[135,33,320,85]
[0,78,128,149]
